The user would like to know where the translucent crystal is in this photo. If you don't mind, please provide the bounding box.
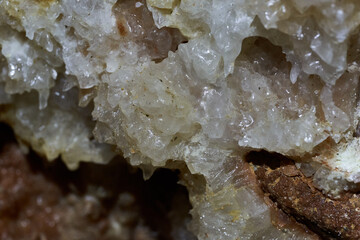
[2,0,360,239]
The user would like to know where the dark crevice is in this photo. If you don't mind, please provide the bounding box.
[0,122,194,240]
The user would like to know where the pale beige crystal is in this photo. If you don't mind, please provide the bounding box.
[1,0,360,239]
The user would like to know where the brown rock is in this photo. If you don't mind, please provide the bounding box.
[250,151,360,239]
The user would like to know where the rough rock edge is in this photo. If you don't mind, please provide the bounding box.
[250,151,360,239]
[235,155,321,239]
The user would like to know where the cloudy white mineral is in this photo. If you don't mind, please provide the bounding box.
[1,0,360,239]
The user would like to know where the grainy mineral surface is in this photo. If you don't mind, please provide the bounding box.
[2,0,360,239]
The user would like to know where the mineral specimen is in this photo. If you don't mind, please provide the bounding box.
[1,0,360,239]
[0,123,194,240]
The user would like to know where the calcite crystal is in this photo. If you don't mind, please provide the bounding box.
[1,0,360,239]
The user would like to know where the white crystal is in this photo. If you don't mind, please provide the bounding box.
[2,0,360,239]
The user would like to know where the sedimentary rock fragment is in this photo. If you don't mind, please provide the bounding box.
[250,151,360,239]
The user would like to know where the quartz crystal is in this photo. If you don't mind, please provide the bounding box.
[1,0,360,239]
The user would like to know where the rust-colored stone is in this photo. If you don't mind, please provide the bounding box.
[230,156,320,239]
[252,152,360,239]
[117,19,128,37]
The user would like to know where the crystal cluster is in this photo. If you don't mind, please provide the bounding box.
[1,0,360,239]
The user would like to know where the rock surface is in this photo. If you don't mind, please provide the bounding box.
[0,123,194,240]
[250,151,360,239]
[1,0,360,239]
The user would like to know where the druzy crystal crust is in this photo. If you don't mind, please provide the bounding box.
[1,0,360,239]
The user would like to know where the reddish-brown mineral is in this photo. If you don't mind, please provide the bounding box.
[0,123,194,240]
[250,151,360,239]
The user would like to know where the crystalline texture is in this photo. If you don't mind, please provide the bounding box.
[1,0,360,239]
